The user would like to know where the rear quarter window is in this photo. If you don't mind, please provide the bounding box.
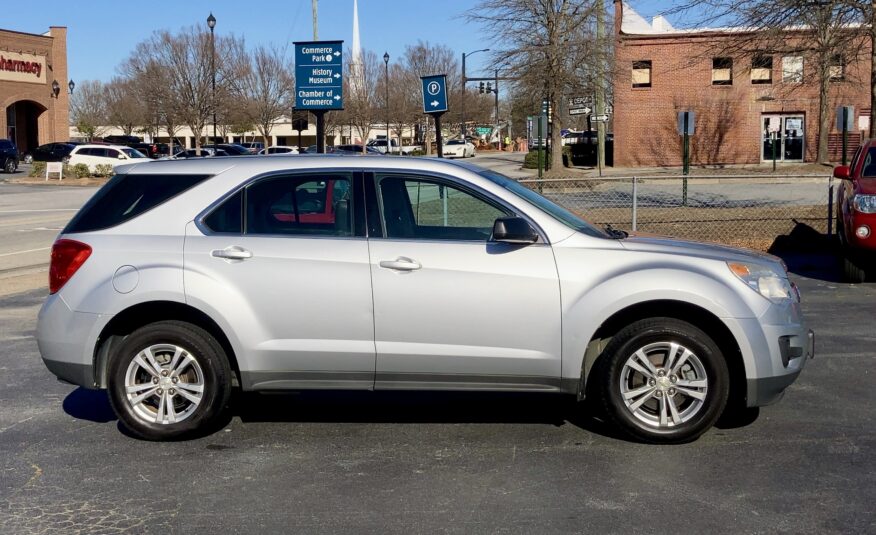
[63,173,212,233]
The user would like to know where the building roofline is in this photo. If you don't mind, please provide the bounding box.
[0,27,57,40]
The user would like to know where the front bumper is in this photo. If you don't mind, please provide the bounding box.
[742,319,814,407]
[37,292,104,389]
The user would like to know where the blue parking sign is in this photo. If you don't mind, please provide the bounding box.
[421,75,448,114]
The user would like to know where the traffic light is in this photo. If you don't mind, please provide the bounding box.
[486,82,492,93]
[479,82,485,94]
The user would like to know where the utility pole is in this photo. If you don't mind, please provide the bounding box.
[312,0,318,40]
[494,69,500,150]
[595,0,606,176]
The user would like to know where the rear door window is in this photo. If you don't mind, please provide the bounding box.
[64,173,212,233]
[244,174,353,236]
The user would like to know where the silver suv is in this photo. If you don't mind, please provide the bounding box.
[37,156,813,442]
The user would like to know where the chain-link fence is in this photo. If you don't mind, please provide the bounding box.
[519,175,834,251]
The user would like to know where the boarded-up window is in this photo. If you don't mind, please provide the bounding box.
[751,55,772,84]
[782,56,803,83]
[632,60,652,88]
[712,57,732,85]
[830,54,844,81]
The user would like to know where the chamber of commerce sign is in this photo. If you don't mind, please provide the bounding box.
[0,51,46,84]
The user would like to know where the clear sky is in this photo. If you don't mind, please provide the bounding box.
[10,0,504,84]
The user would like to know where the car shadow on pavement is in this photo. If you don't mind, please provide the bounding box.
[62,387,117,423]
[231,390,632,441]
[767,223,842,282]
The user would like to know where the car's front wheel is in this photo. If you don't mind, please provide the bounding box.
[592,318,729,443]
[3,158,15,173]
[107,321,232,440]
[24,154,33,164]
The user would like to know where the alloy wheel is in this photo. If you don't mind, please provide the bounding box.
[124,344,205,425]
[619,341,708,428]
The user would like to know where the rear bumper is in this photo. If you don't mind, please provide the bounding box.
[37,293,104,389]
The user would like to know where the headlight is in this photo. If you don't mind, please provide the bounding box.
[727,262,797,303]
[853,194,876,213]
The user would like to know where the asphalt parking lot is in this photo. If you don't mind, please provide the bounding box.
[0,180,874,533]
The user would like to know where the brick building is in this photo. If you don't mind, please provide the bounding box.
[612,1,870,168]
[0,26,69,154]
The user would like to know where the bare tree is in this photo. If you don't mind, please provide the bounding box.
[467,1,599,170]
[125,27,242,152]
[344,49,381,153]
[104,77,146,136]
[230,45,295,150]
[70,80,107,140]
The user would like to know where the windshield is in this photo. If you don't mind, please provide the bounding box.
[478,169,607,238]
[121,148,146,158]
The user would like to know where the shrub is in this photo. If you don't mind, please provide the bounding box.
[93,164,114,177]
[72,164,91,179]
[523,149,549,169]
[409,149,425,156]
[29,161,46,177]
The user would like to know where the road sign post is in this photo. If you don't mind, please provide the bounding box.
[537,115,544,179]
[294,40,343,153]
[837,106,854,166]
[292,115,308,153]
[421,75,449,157]
[677,110,695,205]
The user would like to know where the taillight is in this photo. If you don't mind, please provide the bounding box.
[49,239,92,294]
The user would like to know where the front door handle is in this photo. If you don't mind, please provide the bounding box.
[211,246,253,261]
[379,257,421,271]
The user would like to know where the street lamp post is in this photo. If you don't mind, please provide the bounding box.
[461,48,489,137]
[383,52,389,153]
[68,80,75,95]
[207,13,217,145]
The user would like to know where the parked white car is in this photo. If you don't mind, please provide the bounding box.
[367,139,421,155]
[38,156,812,442]
[443,139,476,158]
[67,144,148,172]
[258,146,300,155]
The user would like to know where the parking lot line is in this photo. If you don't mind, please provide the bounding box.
[0,247,50,257]
[0,209,78,213]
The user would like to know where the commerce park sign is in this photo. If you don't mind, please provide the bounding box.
[294,40,343,110]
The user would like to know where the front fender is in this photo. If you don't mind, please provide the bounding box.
[555,248,767,383]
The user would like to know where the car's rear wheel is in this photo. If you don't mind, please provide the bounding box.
[3,158,15,173]
[107,321,232,440]
[24,154,33,164]
[592,318,729,444]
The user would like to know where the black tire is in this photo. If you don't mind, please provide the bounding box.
[591,318,729,444]
[3,158,15,173]
[24,154,33,164]
[842,252,868,283]
[107,321,232,440]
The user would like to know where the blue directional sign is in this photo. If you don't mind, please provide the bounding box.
[421,74,448,114]
[294,40,344,110]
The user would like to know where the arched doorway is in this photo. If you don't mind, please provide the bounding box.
[5,100,47,154]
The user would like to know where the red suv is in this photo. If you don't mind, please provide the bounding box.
[833,141,876,282]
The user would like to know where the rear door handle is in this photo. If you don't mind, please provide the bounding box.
[379,257,421,271]
[211,246,253,261]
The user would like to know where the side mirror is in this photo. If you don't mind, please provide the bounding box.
[117,154,126,160]
[833,165,850,179]
[491,217,538,244]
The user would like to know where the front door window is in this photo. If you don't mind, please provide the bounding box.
[762,115,805,162]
